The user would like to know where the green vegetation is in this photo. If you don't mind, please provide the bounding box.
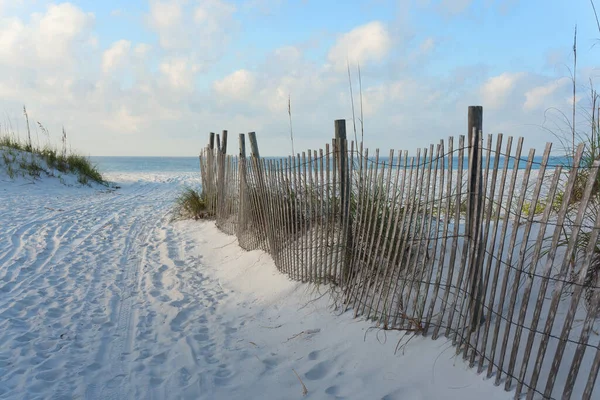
[0,107,105,185]
[173,187,211,220]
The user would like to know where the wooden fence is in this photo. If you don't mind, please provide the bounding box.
[199,108,600,400]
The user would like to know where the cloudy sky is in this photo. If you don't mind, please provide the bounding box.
[0,0,598,156]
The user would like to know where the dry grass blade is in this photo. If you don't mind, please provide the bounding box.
[292,369,308,396]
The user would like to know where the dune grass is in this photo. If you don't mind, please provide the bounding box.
[173,187,212,220]
[0,116,105,185]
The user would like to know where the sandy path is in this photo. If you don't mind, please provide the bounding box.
[0,174,218,399]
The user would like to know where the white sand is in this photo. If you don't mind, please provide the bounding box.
[0,169,509,399]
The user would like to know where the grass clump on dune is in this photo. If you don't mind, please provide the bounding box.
[0,107,105,186]
[173,187,212,220]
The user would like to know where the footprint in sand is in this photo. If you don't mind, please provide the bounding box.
[305,360,332,381]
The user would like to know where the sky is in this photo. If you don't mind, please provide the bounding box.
[0,0,598,156]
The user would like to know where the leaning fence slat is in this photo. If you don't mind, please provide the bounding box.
[488,147,537,381]
[444,135,467,339]
[517,144,585,399]
[403,144,436,329]
[483,136,524,378]
[325,145,333,283]
[563,204,600,399]
[532,155,600,399]
[466,133,494,365]
[369,150,403,320]
[291,155,301,281]
[378,151,411,328]
[545,160,599,398]
[300,152,308,281]
[425,138,452,335]
[307,150,315,282]
[500,143,552,388]
[349,149,377,311]
[363,150,395,319]
[318,149,326,283]
[476,134,512,372]
[391,148,425,328]
[399,146,433,328]
[418,142,445,332]
[355,150,385,317]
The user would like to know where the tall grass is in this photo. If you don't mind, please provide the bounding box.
[173,187,211,220]
[0,108,105,185]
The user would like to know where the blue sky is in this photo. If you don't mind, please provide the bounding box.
[0,0,598,156]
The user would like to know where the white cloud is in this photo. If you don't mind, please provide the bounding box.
[0,3,95,68]
[159,57,201,90]
[102,40,131,73]
[524,77,570,111]
[102,106,146,134]
[148,0,182,29]
[480,72,525,109]
[147,0,236,52]
[213,69,256,101]
[327,21,391,72]
[134,43,152,58]
[32,3,95,64]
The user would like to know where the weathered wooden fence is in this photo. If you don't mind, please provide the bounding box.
[199,109,600,400]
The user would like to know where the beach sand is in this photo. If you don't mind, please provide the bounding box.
[0,171,509,399]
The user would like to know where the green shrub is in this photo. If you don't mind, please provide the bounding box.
[174,188,211,220]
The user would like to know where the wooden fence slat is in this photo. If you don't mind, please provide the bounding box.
[378,151,410,328]
[369,150,403,320]
[349,149,377,310]
[346,145,370,303]
[331,140,342,287]
[355,149,385,317]
[546,160,600,398]
[444,135,467,340]
[392,147,426,328]
[467,133,495,365]
[425,138,452,335]
[308,150,315,282]
[301,152,308,281]
[455,136,485,353]
[419,142,445,333]
[291,155,300,280]
[517,144,585,399]
[362,150,395,319]
[532,155,600,399]
[325,145,334,283]
[500,146,545,383]
[500,143,552,388]
[483,136,524,377]
[405,144,437,329]
[318,149,326,283]
[476,134,512,371]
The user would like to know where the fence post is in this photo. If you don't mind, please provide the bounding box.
[467,106,484,332]
[335,119,353,286]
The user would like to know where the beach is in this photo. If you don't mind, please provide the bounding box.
[0,164,510,399]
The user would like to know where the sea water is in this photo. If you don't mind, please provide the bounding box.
[89,155,571,175]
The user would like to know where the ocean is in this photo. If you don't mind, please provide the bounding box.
[89,157,202,173]
[89,155,572,175]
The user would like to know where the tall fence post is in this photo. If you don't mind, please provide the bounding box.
[467,106,484,332]
[335,119,353,287]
